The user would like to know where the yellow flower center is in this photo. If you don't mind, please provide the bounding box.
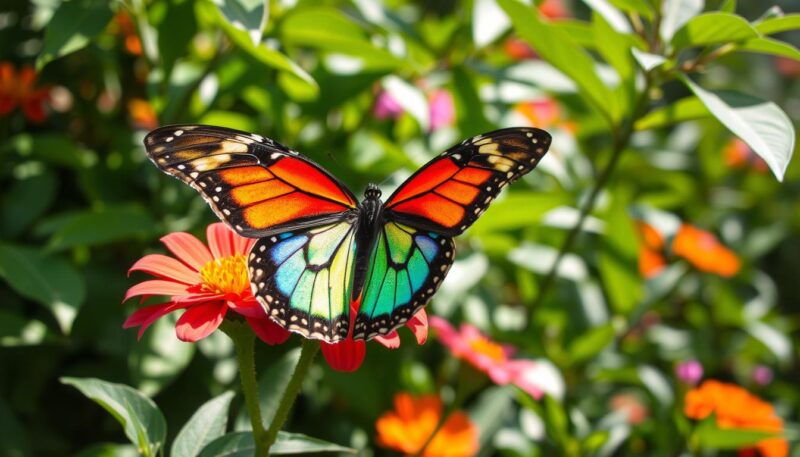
[198,254,249,295]
[469,336,506,362]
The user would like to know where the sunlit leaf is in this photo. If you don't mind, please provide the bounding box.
[738,37,800,61]
[608,0,654,20]
[382,75,429,131]
[755,14,800,35]
[635,96,709,130]
[631,48,669,71]
[671,13,759,49]
[680,76,795,181]
[583,0,632,32]
[0,310,51,346]
[61,377,166,457]
[0,244,84,333]
[659,0,703,43]
[74,443,140,457]
[198,432,355,456]
[598,188,642,314]
[472,0,510,47]
[568,324,616,363]
[693,416,779,449]
[497,0,620,125]
[36,0,114,69]
[172,392,235,457]
[213,0,267,45]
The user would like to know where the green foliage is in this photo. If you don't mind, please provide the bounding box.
[2,0,800,455]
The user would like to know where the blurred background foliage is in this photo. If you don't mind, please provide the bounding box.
[1,0,799,455]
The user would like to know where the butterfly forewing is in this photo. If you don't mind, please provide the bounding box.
[352,222,455,340]
[383,127,551,236]
[249,221,358,342]
[144,125,358,238]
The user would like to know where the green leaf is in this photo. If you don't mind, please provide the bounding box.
[693,416,779,449]
[0,244,84,333]
[172,392,235,457]
[61,377,166,457]
[130,314,196,396]
[472,0,511,47]
[0,397,29,457]
[568,324,616,363]
[591,11,637,82]
[720,0,736,13]
[607,0,654,20]
[659,0,703,42]
[211,5,318,98]
[599,188,642,314]
[680,76,795,181]
[0,170,57,238]
[36,0,114,69]
[213,0,267,45]
[198,432,355,456]
[635,96,709,130]
[551,19,596,49]
[0,310,51,346]
[45,204,158,250]
[236,348,301,430]
[470,192,569,235]
[5,133,98,169]
[497,0,620,125]
[671,13,759,49]
[280,7,406,71]
[468,386,515,447]
[451,66,494,135]
[738,37,800,61]
[382,75,429,130]
[755,14,800,35]
[543,395,569,445]
[74,443,140,457]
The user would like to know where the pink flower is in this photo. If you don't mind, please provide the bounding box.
[123,223,291,344]
[676,360,704,385]
[753,365,774,386]
[320,303,429,372]
[430,317,543,399]
[374,90,403,119]
[428,89,454,131]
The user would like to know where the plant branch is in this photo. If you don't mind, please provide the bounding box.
[262,338,320,452]
[222,320,269,457]
[526,73,655,323]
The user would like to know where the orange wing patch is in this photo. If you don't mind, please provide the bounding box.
[435,180,480,205]
[271,158,356,206]
[386,158,460,206]
[219,167,273,186]
[391,194,465,228]
[243,193,347,229]
[230,180,293,206]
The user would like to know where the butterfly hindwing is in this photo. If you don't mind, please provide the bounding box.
[249,220,358,343]
[144,125,358,237]
[352,222,455,340]
[384,127,551,236]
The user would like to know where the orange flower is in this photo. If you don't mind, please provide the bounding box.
[724,138,768,173]
[673,224,740,277]
[515,98,576,133]
[685,380,787,457]
[113,11,143,55]
[376,393,478,457]
[128,98,158,130]
[0,62,50,122]
[635,221,666,278]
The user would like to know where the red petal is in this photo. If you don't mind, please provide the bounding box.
[124,279,190,302]
[22,98,46,123]
[227,296,265,318]
[407,309,428,345]
[128,254,198,284]
[247,316,291,345]
[207,223,237,258]
[321,337,366,372]
[123,301,185,339]
[375,331,400,349]
[160,232,213,270]
[175,301,227,342]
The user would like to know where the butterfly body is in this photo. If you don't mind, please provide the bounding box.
[144,124,551,343]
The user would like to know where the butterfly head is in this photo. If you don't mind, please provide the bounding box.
[364,183,382,200]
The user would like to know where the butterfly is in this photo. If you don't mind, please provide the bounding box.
[144,125,551,343]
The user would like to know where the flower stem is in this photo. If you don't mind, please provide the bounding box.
[222,320,269,457]
[262,338,320,451]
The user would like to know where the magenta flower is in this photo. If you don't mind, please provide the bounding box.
[428,89,454,131]
[752,365,774,386]
[374,90,403,119]
[675,360,703,385]
[123,223,291,344]
[430,317,543,399]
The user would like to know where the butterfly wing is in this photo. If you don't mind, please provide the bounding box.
[383,127,551,236]
[352,221,454,340]
[249,220,358,343]
[144,125,359,237]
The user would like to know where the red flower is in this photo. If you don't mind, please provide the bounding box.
[112,11,143,56]
[430,317,543,399]
[320,304,429,372]
[672,224,740,277]
[124,223,290,344]
[0,62,50,123]
[724,138,768,173]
